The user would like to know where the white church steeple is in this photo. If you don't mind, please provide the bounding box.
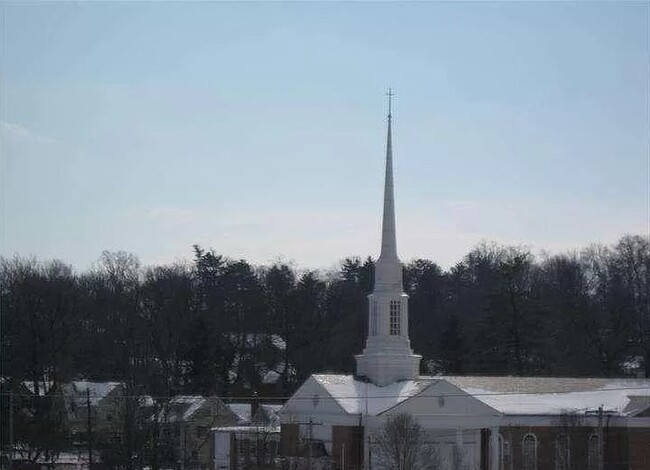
[355,90,422,386]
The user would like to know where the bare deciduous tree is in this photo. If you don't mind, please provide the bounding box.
[373,413,440,470]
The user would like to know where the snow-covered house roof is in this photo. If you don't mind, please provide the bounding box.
[261,361,296,385]
[443,376,650,416]
[62,381,122,407]
[228,403,253,424]
[226,402,284,426]
[22,380,54,396]
[158,395,238,424]
[156,396,208,423]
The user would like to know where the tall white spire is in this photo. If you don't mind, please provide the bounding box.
[355,90,421,386]
[379,88,397,262]
[374,89,403,293]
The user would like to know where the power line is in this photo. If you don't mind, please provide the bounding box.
[2,384,648,400]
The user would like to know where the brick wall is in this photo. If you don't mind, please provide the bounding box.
[497,425,638,470]
[332,426,363,470]
[628,428,650,470]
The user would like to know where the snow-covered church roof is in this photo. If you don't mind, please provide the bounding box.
[443,376,650,416]
[309,374,436,416]
[284,374,650,419]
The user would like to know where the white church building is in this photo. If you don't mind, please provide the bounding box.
[279,96,650,470]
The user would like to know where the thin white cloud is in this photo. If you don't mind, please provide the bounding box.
[2,121,31,139]
[119,200,647,272]
[2,121,58,144]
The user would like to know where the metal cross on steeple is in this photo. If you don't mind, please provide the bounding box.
[386,87,395,119]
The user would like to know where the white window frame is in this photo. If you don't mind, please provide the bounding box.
[522,433,537,470]
[587,434,602,470]
[389,300,401,336]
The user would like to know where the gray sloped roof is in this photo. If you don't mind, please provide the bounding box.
[622,395,650,416]
[442,376,650,416]
[228,403,252,424]
[312,374,436,415]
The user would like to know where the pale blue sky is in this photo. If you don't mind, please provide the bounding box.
[2,1,648,270]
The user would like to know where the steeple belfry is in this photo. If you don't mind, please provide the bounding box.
[355,90,421,386]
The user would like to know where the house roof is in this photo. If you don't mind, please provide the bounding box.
[161,396,207,422]
[63,381,121,406]
[312,374,435,416]
[441,376,650,416]
[623,395,650,416]
[228,403,252,424]
[22,380,54,396]
[155,395,238,423]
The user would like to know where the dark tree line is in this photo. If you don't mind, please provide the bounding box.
[2,235,648,400]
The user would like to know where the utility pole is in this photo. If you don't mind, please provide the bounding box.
[307,418,313,470]
[8,386,14,470]
[87,387,93,470]
[597,406,604,470]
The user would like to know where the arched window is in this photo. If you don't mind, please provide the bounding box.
[522,433,537,470]
[389,300,401,335]
[370,300,378,336]
[587,434,601,470]
[555,434,570,470]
